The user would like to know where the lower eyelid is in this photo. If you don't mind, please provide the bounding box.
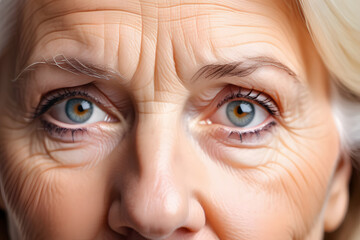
[41,120,88,143]
[40,115,119,143]
[228,121,276,142]
[43,111,118,128]
[199,119,277,146]
[42,114,91,129]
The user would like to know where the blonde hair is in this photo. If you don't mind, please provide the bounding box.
[299,0,360,95]
[299,1,360,239]
[299,0,360,159]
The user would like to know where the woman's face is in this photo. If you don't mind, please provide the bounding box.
[0,0,350,239]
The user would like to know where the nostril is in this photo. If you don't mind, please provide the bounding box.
[108,189,207,239]
[114,226,131,237]
[108,195,187,239]
[129,228,175,240]
[127,230,152,240]
[108,159,206,239]
[107,225,132,240]
[111,227,151,240]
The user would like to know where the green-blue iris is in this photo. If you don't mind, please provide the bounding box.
[65,98,93,123]
[226,101,255,127]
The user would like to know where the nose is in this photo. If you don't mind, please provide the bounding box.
[108,114,205,239]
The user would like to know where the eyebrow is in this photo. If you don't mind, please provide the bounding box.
[191,56,298,83]
[14,55,121,82]
[15,55,298,85]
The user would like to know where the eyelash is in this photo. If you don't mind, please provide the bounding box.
[41,120,87,142]
[35,86,278,144]
[216,87,279,116]
[227,121,277,143]
[206,87,279,144]
[34,88,101,141]
[33,89,97,119]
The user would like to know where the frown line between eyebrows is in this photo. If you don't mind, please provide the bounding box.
[13,54,123,82]
[191,56,299,83]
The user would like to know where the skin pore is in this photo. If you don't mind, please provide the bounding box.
[0,0,352,239]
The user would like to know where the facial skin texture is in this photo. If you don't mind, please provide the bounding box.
[0,0,352,239]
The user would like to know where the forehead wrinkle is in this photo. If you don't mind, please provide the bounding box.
[19,17,142,72]
[209,39,293,64]
[170,4,217,81]
[152,1,288,27]
[24,9,142,44]
[24,0,142,18]
[34,23,140,53]
[20,0,305,87]
[207,30,302,75]
[206,11,292,41]
[22,0,54,24]
[155,0,277,15]
[210,28,287,47]
[25,0,290,34]
[212,39,289,55]
[34,9,142,27]
[168,0,302,78]
[19,0,143,62]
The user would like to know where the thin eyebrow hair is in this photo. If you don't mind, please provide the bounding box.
[191,56,298,82]
[13,54,121,82]
[14,55,298,85]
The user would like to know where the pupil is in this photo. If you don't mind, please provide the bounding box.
[237,106,244,115]
[77,104,84,112]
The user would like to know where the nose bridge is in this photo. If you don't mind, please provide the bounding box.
[122,110,191,237]
[136,109,181,171]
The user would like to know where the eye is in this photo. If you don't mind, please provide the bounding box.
[47,98,110,125]
[210,99,270,128]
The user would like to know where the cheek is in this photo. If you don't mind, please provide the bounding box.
[199,163,293,240]
[199,114,339,240]
[37,172,109,239]
[1,158,110,239]
[0,128,114,239]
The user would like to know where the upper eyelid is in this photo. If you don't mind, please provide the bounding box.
[214,87,280,116]
[216,88,261,108]
[33,89,104,119]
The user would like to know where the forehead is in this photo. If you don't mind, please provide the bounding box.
[20,0,305,81]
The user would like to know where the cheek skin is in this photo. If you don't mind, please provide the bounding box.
[39,124,124,166]
[0,115,123,238]
[0,126,130,239]
[195,110,339,240]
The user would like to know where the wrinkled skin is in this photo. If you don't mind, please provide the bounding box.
[0,0,352,239]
